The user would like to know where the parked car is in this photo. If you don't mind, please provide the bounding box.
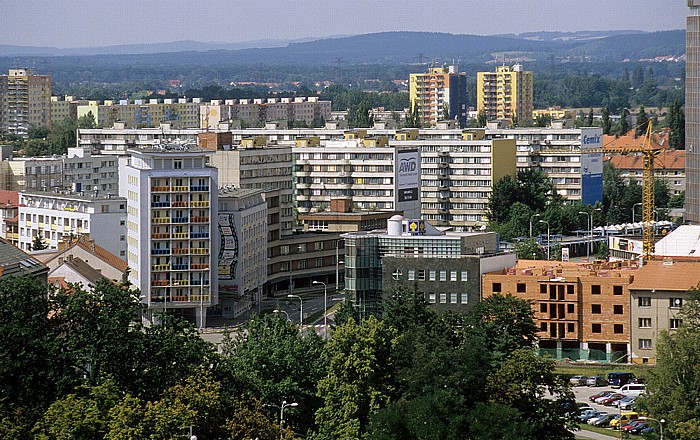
[590,391,614,402]
[569,375,589,386]
[618,396,636,410]
[594,393,616,404]
[586,376,607,387]
[578,409,600,422]
[610,412,640,429]
[587,412,609,425]
[630,422,650,435]
[591,414,616,427]
[601,393,625,406]
[621,419,645,432]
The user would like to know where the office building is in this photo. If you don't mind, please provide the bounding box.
[217,188,267,317]
[343,215,513,317]
[18,191,127,257]
[483,260,636,363]
[0,69,52,137]
[477,64,533,125]
[119,145,218,327]
[688,0,700,223]
[409,65,468,127]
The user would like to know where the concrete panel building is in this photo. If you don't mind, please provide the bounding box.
[687,0,700,223]
[409,66,468,127]
[0,69,52,137]
[477,64,533,125]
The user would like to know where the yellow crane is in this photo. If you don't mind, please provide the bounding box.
[531,122,661,260]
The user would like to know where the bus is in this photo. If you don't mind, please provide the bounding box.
[607,372,636,388]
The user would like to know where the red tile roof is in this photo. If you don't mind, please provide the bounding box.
[629,261,700,291]
[605,150,685,171]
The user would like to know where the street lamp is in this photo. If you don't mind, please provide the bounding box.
[578,211,591,261]
[273,309,291,322]
[312,280,328,338]
[640,417,664,440]
[265,400,298,440]
[335,239,344,293]
[529,213,540,239]
[539,220,550,260]
[632,202,642,224]
[287,294,303,325]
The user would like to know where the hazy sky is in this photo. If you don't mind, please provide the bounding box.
[1,0,687,48]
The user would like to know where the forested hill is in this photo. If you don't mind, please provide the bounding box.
[0,30,685,65]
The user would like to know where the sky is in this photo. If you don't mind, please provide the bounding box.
[0,0,688,48]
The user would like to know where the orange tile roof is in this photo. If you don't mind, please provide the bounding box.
[629,261,700,291]
[74,236,128,272]
[605,150,685,171]
[602,132,665,152]
[0,190,19,208]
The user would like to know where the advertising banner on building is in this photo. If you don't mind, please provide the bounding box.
[581,128,603,206]
[396,149,420,202]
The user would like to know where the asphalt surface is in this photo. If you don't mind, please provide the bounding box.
[572,384,628,439]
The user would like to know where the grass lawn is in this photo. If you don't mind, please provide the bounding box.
[577,423,620,438]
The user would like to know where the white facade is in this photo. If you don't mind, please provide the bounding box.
[63,148,120,195]
[218,189,267,317]
[119,146,218,327]
[18,192,126,257]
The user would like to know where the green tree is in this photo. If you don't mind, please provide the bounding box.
[619,108,630,135]
[534,114,552,127]
[223,398,293,440]
[586,108,594,126]
[632,65,645,88]
[404,103,421,128]
[602,106,612,135]
[220,314,326,435]
[348,101,373,128]
[314,316,397,440]
[602,162,626,224]
[476,110,487,127]
[669,98,686,149]
[487,175,519,225]
[31,235,48,250]
[636,105,649,137]
[514,238,545,260]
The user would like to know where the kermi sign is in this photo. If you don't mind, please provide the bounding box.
[581,127,603,206]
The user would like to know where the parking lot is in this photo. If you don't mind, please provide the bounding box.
[570,382,649,438]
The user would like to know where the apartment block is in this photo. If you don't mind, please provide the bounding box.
[200,97,331,129]
[483,260,637,363]
[686,0,700,223]
[77,98,201,129]
[629,259,700,364]
[119,146,218,327]
[409,65,468,127]
[217,188,267,317]
[18,191,127,257]
[0,69,52,137]
[477,64,533,124]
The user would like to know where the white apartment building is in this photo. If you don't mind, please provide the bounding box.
[217,188,267,317]
[63,147,120,195]
[78,123,201,155]
[294,137,422,218]
[120,146,218,327]
[18,191,127,257]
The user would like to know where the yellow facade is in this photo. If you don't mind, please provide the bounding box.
[409,66,467,127]
[477,64,533,125]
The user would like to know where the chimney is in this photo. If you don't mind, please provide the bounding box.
[330,197,353,213]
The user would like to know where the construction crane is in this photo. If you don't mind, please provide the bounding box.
[530,121,661,260]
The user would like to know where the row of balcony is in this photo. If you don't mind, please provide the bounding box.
[151,279,211,287]
[151,186,210,193]
[151,247,210,255]
[152,263,210,271]
[149,294,211,303]
[151,216,210,224]
[150,201,210,208]
[152,232,210,240]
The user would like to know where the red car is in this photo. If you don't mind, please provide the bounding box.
[589,391,614,402]
[621,420,645,432]
[601,393,625,406]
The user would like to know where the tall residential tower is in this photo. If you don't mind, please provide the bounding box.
[687,0,700,223]
[0,69,52,137]
[477,64,533,125]
[409,66,468,127]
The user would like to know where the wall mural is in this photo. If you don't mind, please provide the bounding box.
[217,214,239,286]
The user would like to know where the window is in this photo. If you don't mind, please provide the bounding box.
[592,324,601,333]
[567,323,574,333]
[173,160,182,169]
[639,339,652,349]
[567,285,574,295]
[591,304,601,314]
[315,242,323,251]
[591,285,601,295]
[670,298,683,308]
[639,318,652,328]
[614,324,624,334]
[460,293,468,304]
[492,283,502,293]
[439,271,447,282]
[315,258,324,268]
[517,283,526,293]
[418,270,426,281]
[428,293,436,303]
[540,303,547,312]
[670,318,683,329]
[614,305,623,314]
[613,285,623,295]
[429,270,436,281]
[392,269,403,280]
[540,284,547,294]
[540,322,547,331]
[460,270,468,281]
[450,293,457,304]
[408,270,415,281]
[439,293,447,304]
[450,270,457,281]
[567,304,574,314]
[639,297,652,307]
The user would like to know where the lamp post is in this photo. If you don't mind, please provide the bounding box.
[335,239,344,293]
[539,220,550,260]
[578,211,591,261]
[640,417,664,440]
[632,202,642,224]
[312,280,328,338]
[273,309,291,322]
[287,294,303,325]
[529,213,540,239]
[280,400,298,439]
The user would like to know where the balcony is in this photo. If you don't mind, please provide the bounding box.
[172,280,189,287]
[152,186,170,192]
[190,232,209,239]
[151,202,170,208]
[172,185,188,192]
[190,186,209,192]
[191,263,209,270]
[172,217,189,223]
[152,264,170,271]
[151,249,171,255]
[172,264,189,271]
[191,216,209,223]
[152,280,170,286]
[173,248,190,255]
[172,201,189,207]
[191,201,209,207]
[191,248,209,255]
[172,232,189,239]
[152,218,170,224]
[152,233,171,239]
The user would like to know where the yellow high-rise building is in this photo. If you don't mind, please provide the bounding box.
[0,69,52,137]
[409,65,467,127]
[477,64,533,125]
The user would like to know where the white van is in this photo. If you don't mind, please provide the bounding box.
[619,384,646,397]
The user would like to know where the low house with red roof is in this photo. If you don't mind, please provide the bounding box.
[36,235,128,284]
